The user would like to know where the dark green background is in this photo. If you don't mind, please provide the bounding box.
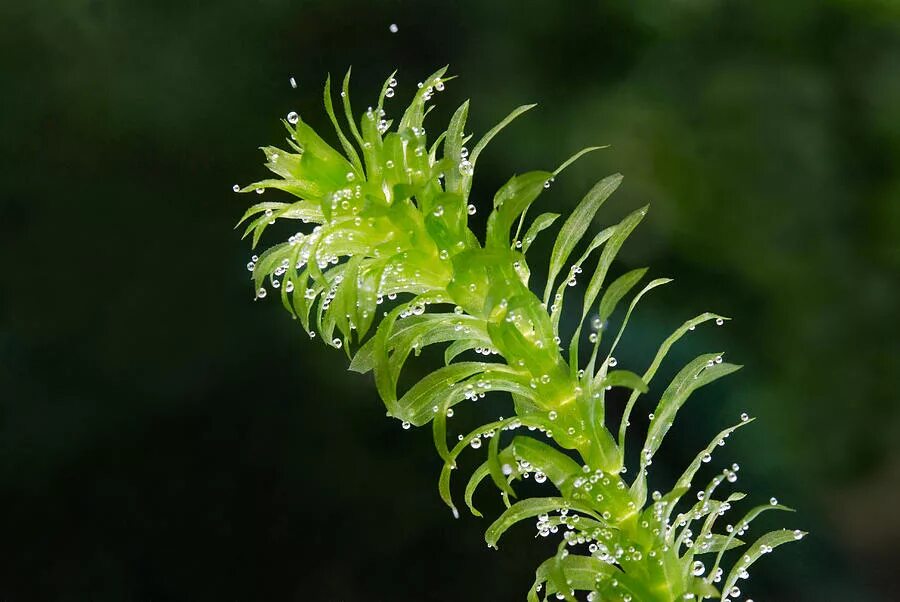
[1,0,897,600]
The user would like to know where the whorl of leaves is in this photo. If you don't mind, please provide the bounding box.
[237,67,803,601]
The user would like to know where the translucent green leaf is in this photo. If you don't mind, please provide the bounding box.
[708,503,796,585]
[642,356,742,462]
[485,171,553,249]
[464,460,492,518]
[617,312,729,461]
[462,104,536,196]
[521,212,560,253]
[485,497,600,549]
[579,204,648,322]
[543,173,623,305]
[598,370,648,394]
[719,529,805,600]
[394,362,490,426]
[323,74,364,177]
[598,268,648,325]
[340,68,365,151]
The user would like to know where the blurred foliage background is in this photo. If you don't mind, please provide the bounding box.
[1,0,898,600]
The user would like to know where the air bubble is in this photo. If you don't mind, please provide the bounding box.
[287,111,300,124]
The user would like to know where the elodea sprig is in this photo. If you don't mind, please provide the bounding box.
[236,67,804,601]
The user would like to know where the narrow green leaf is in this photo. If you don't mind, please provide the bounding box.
[643,356,742,462]
[487,424,516,499]
[552,146,607,176]
[443,100,469,195]
[617,312,728,458]
[719,529,805,600]
[598,370,648,393]
[543,173,623,305]
[485,497,599,549]
[464,461,492,518]
[598,268,648,324]
[395,362,489,426]
[521,212,560,253]
[708,503,796,585]
[471,104,536,167]
[323,74,364,176]
[340,68,365,150]
[579,203,648,323]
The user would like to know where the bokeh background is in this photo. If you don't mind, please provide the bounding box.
[1,0,898,600]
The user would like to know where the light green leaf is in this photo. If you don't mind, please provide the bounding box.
[543,173,623,305]
[485,497,600,549]
[521,212,560,253]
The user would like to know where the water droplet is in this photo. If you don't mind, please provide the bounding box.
[692,560,705,576]
[609,357,618,367]
[289,76,297,89]
[770,497,778,505]
[257,287,267,299]
[716,318,724,326]
[332,337,343,348]
[433,206,444,217]
[385,87,395,98]
[255,188,264,195]
[548,410,558,421]
[232,184,240,192]
[702,452,711,463]
[287,111,299,124]
[740,412,749,421]
[446,408,454,418]
[470,437,482,449]
[467,204,476,215]
[401,421,411,430]
[346,172,356,181]
[389,23,398,33]
[458,159,473,176]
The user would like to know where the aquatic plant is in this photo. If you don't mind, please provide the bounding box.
[236,67,804,601]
